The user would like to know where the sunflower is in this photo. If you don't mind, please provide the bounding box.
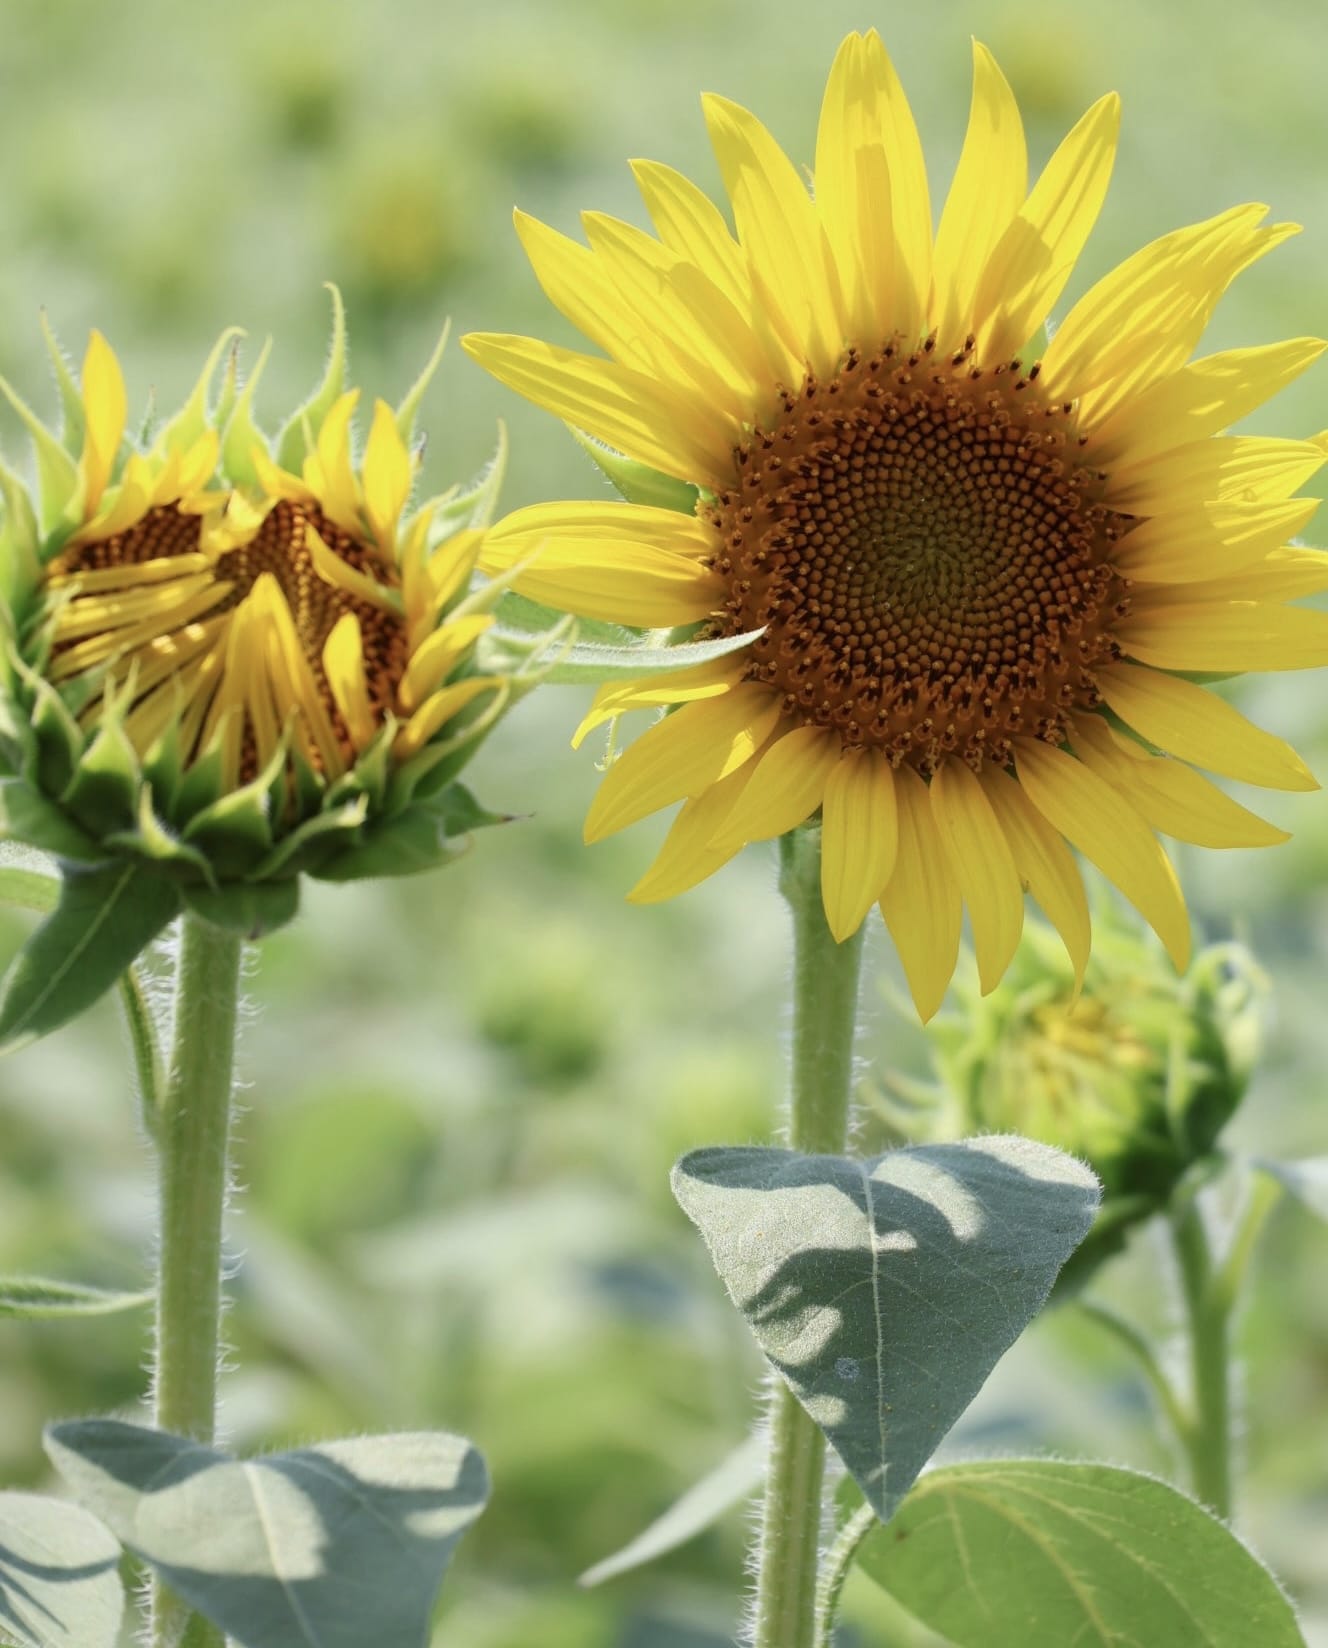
[0,296,525,929]
[464,31,1328,1019]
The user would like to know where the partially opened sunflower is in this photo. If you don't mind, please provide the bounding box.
[0,295,525,941]
[464,31,1328,1019]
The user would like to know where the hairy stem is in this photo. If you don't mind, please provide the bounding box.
[149,914,242,1648]
[749,829,867,1648]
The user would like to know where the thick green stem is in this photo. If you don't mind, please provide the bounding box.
[150,915,242,1648]
[750,830,867,1648]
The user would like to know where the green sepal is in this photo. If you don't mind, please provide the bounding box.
[527,625,763,686]
[16,661,85,800]
[39,312,88,454]
[249,795,369,880]
[181,876,300,939]
[220,337,273,488]
[491,589,627,645]
[140,720,187,817]
[0,779,106,863]
[156,326,243,457]
[104,786,217,884]
[181,770,278,879]
[0,375,80,537]
[0,862,180,1052]
[325,726,395,814]
[59,715,141,838]
[384,683,508,809]
[570,427,700,514]
[395,318,450,450]
[275,284,347,470]
[431,422,508,536]
[311,797,483,882]
[171,746,227,827]
[0,454,42,610]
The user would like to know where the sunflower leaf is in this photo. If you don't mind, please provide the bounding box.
[672,1137,1099,1525]
[0,1491,124,1648]
[0,781,105,863]
[0,862,180,1052]
[853,1460,1304,1647]
[0,1277,152,1319]
[46,1420,489,1648]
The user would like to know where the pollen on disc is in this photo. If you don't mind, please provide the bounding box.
[704,339,1136,775]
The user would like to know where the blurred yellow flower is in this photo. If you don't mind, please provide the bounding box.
[464,30,1328,1020]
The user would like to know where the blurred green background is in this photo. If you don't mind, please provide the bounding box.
[1,0,1327,1642]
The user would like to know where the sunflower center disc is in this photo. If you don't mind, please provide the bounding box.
[706,341,1137,773]
[50,500,407,770]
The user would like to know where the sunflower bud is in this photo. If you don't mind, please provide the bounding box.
[910,917,1265,1288]
[0,294,538,1045]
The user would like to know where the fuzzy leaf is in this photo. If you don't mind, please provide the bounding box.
[0,1491,124,1648]
[570,428,701,514]
[0,865,59,914]
[672,1138,1099,1524]
[46,1420,488,1648]
[0,1277,151,1318]
[0,782,104,863]
[0,862,180,1052]
[579,1434,765,1588]
[855,1460,1304,1646]
[275,284,347,470]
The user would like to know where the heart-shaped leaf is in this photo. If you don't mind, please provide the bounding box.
[0,1492,123,1648]
[46,1420,489,1648]
[854,1460,1304,1647]
[672,1137,1099,1523]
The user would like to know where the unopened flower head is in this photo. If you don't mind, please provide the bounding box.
[463,31,1328,1019]
[0,295,531,931]
[917,915,1265,1281]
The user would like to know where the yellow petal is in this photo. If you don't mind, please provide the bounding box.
[879,766,962,1023]
[486,500,714,560]
[702,92,843,376]
[306,388,362,534]
[1118,597,1328,671]
[930,759,1023,993]
[394,675,502,761]
[461,332,732,488]
[975,92,1120,362]
[819,749,898,943]
[362,398,412,551]
[1107,433,1328,514]
[79,330,128,515]
[304,524,402,617]
[1110,497,1318,583]
[981,766,1090,986]
[1015,737,1190,969]
[628,765,751,903]
[488,536,723,629]
[515,209,658,370]
[584,684,782,842]
[630,158,749,310]
[399,613,495,711]
[857,29,932,339]
[1095,661,1315,792]
[572,661,745,749]
[1041,205,1288,414]
[932,42,1026,350]
[1089,338,1327,467]
[1171,545,1328,604]
[322,612,377,751]
[709,722,840,850]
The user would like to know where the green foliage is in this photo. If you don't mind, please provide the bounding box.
[0,1491,123,1648]
[46,1420,489,1648]
[0,863,179,1052]
[854,1461,1305,1647]
[0,1278,150,1318]
[672,1137,1099,1522]
[1261,1157,1328,1221]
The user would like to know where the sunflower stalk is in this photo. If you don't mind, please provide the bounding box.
[750,828,866,1648]
[149,912,242,1648]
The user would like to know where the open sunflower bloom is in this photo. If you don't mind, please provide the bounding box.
[464,30,1328,1019]
[0,298,523,936]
